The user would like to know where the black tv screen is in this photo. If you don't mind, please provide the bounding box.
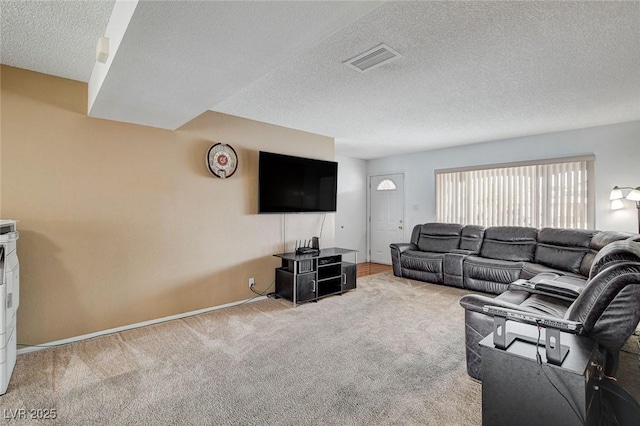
[259,151,338,213]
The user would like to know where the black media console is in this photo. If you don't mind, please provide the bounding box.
[273,247,358,307]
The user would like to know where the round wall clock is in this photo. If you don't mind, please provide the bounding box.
[206,143,238,179]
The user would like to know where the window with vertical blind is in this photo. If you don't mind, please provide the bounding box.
[435,156,595,229]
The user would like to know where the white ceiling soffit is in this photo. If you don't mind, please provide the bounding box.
[0,0,116,82]
[88,0,139,115]
[212,1,640,159]
[87,0,384,130]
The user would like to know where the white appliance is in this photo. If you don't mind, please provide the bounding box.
[0,220,19,395]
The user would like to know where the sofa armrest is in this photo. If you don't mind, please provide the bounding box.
[451,248,478,255]
[482,305,583,333]
[459,293,541,315]
[390,243,417,277]
[389,243,417,255]
[509,275,585,302]
[444,251,472,288]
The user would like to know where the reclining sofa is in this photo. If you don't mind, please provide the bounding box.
[390,223,634,294]
[390,223,639,380]
[461,239,640,380]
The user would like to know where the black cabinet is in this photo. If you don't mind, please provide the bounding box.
[296,272,316,303]
[276,268,317,303]
[342,262,357,291]
[274,248,358,306]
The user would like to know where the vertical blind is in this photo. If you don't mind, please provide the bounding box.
[436,157,594,229]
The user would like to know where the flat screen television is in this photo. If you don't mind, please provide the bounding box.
[259,151,338,213]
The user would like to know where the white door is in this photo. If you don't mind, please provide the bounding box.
[369,174,404,264]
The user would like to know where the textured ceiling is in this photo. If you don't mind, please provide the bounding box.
[0,0,115,82]
[2,1,639,159]
[214,1,640,158]
[86,0,383,130]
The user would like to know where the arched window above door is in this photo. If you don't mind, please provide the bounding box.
[376,179,397,191]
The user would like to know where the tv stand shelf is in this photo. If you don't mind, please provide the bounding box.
[274,247,357,307]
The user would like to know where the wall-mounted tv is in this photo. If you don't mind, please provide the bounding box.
[259,151,338,213]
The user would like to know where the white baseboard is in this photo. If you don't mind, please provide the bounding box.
[17,295,268,355]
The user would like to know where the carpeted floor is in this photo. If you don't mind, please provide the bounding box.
[6,273,481,425]
[4,272,639,425]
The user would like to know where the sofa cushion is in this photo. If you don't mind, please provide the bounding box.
[460,225,485,252]
[463,256,523,294]
[580,231,635,276]
[587,239,640,279]
[534,228,596,275]
[400,250,445,284]
[497,292,572,318]
[409,224,422,245]
[479,226,538,261]
[520,262,585,280]
[400,250,444,273]
[464,256,523,282]
[590,231,636,251]
[443,252,468,288]
[416,223,463,253]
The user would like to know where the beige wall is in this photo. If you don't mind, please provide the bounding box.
[1,65,335,345]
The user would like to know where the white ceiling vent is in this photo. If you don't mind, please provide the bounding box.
[344,43,401,72]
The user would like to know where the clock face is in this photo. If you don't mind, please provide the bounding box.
[206,143,238,178]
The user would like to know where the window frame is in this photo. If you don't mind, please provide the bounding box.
[434,155,595,229]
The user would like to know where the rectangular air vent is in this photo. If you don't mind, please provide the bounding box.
[343,43,401,73]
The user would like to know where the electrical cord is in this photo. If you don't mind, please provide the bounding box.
[535,322,585,425]
[282,214,286,253]
[535,323,543,364]
[319,213,326,240]
[249,279,275,297]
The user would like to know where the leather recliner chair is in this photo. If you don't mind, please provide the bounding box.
[459,240,640,380]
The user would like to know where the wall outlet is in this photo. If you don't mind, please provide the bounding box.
[248,277,255,288]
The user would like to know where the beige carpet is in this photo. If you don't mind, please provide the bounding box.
[5,272,639,425]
